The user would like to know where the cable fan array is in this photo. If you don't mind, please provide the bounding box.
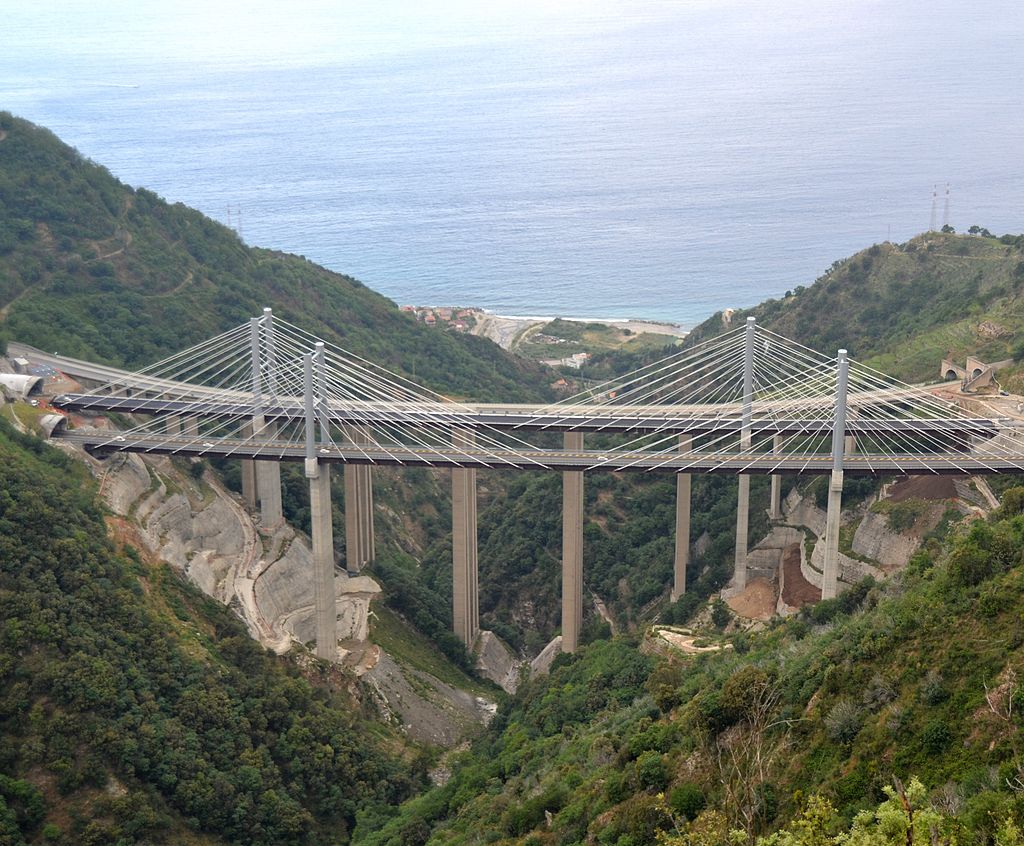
[66,314,554,468]
[57,313,1024,475]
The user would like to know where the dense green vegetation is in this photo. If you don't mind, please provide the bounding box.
[8,111,1024,846]
[517,319,681,363]
[682,234,1024,384]
[413,469,777,653]
[0,112,550,403]
[0,418,420,845]
[358,490,1024,844]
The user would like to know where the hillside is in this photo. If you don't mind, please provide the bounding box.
[0,112,550,403]
[358,493,1024,845]
[684,232,1024,384]
[0,417,421,846]
[8,110,1024,846]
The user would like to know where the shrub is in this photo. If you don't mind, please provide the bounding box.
[636,751,669,792]
[668,783,706,821]
[919,670,948,705]
[921,720,952,755]
[862,674,896,711]
[710,600,731,630]
[824,698,862,743]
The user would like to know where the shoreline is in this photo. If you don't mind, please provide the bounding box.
[470,310,690,351]
[404,305,690,351]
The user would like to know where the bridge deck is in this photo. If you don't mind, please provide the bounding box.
[56,431,1022,476]
[52,393,1000,438]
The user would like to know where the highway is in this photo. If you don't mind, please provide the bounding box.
[50,392,1000,439]
[55,430,1023,476]
[19,341,995,438]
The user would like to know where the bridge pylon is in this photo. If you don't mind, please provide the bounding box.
[452,429,480,647]
[562,431,584,653]
[821,350,850,600]
[304,344,338,661]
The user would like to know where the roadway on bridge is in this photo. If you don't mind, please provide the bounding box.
[56,430,1022,476]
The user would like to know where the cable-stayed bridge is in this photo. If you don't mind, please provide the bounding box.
[35,310,1024,658]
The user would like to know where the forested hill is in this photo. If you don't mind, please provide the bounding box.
[0,112,549,402]
[0,417,419,845]
[686,232,1024,383]
[363,487,1024,845]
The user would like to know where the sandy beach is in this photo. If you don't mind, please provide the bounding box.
[467,311,688,351]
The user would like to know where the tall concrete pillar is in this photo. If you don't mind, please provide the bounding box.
[769,433,783,520]
[304,349,336,661]
[562,431,584,653]
[343,426,375,573]
[672,435,692,601]
[451,430,480,646]
[256,418,284,529]
[821,472,843,599]
[165,415,181,436]
[241,421,257,509]
[308,462,337,660]
[734,475,750,590]
[821,350,851,601]
[184,417,199,437]
[734,317,756,591]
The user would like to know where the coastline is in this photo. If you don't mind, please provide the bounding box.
[470,311,689,351]
[404,306,689,351]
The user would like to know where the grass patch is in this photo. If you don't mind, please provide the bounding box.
[838,517,878,565]
[370,605,496,697]
[518,319,680,361]
[870,498,931,532]
[3,400,49,433]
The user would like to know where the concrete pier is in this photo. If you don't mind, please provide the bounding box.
[451,430,480,646]
[734,317,755,591]
[672,435,692,601]
[308,461,337,660]
[165,415,181,436]
[821,350,851,601]
[821,471,843,599]
[256,418,284,528]
[343,426,375,573]
[734,475,750,590]
[769,434,783,520]
[240,421,257,509]
[562,431,584,653]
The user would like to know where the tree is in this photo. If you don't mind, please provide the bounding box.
[715,673,794,841]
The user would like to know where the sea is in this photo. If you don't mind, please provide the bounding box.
[3,0,1023,326]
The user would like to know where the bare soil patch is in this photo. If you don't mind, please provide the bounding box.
[781,543,820,607]
[888,475,957,502]
[725,577,776,621]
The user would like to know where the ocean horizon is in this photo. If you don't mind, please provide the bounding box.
[3,1,1023,325]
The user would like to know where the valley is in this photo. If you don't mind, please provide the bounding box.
[3,111,1024,845]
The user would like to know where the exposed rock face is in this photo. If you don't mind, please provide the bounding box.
[364,650,494,747]
[784,489,826,538]
[851,511,920,570]
[103,453,151,516]
[99,452,379,656]
[81,446,497,748]
[475,630,523,693]
[743,525,804,581]
[805,540,883,588]
[783,486,882,591]
[529,636,563,677]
